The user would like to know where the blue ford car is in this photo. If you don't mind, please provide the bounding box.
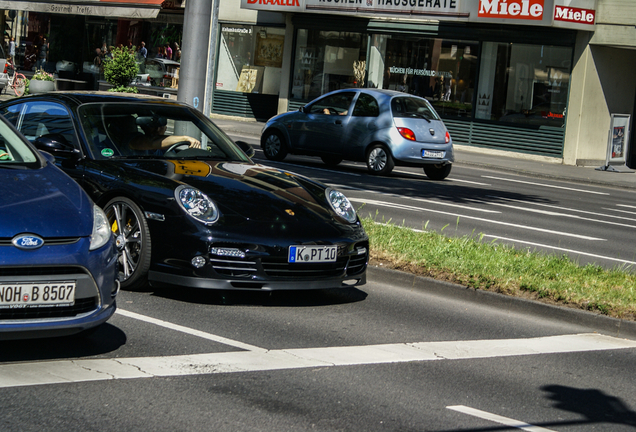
[0,115,118,340]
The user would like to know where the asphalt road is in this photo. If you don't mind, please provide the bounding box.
[2,272,636,431]
[2,126,636,431]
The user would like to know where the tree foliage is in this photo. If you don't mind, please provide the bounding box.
[103,46,139,92]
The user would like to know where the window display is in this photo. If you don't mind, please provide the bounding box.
[367,34,478,118]
[216,25,285,95]
[476,42,572,127]
[291,29,367,101]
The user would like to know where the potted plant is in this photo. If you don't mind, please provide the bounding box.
[29,68,56,94]
[103,46,139,93]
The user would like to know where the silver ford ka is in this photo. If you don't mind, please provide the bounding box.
[261,88,454,180]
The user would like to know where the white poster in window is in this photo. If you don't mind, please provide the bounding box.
[323,46,360,76]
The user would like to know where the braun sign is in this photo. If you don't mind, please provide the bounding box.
[478,0,544,20]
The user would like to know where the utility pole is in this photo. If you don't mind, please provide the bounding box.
[178,0,219,116]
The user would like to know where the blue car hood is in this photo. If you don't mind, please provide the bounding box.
[0,163,93,238]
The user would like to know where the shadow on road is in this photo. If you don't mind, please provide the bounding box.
[542,384,636,428]
[440,385,636,431]
[0,323,127,363]
[150,286,368,307]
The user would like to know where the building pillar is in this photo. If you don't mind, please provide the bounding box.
[276,13,294,115]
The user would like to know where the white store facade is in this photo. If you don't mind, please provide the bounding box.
[211,0,635,167]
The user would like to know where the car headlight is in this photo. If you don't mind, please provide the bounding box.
[89,204,112,251]
[175,185,219,225]
[326,187,357,224]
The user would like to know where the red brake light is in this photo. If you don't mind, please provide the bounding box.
[3,62,7,74]
[445,131,450,143]
[398,127,416,141]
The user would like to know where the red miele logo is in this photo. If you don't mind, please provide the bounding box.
[247,0,300,5]
[478,0,544,20]
[554,5,595,24]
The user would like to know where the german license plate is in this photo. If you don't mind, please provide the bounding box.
[423,150,445,158]
[288,245,337,263]
[0,282,76,309]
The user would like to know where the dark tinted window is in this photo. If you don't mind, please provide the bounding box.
[352,93,380,117]
[18,102,78,149]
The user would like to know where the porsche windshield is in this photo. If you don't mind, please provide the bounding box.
[78,103,251,162]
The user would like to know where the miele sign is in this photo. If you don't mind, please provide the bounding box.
[240,0,597,28]
[554,5,595,24]
[478,0,544,20]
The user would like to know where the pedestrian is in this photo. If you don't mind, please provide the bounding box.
[36,36,49,71]
[165,43,172,61]
[8,37,15,63]
[173,42,181,62]
[94,48,102,66]
[139,41,147,59]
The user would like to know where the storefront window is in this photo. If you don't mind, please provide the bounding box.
[216,24,285,95]
[367,35,478,118]
[291,29,367,101]
[476,42,572,127]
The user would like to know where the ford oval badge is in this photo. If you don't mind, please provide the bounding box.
[12,234,45,250]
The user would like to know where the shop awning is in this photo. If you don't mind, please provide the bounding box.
[0,0,164,19]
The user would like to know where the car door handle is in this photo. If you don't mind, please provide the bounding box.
[335,120,342,125]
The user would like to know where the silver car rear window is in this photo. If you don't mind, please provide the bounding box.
[391,97,440,121]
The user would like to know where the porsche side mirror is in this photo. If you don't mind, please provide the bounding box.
[235,140,255,158]
[33,134,80,158]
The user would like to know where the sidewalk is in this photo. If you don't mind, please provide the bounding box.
[210,113,636,191]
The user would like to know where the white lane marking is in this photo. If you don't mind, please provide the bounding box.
[482,235,636,266]
[617,204,636,209]
[446,178,492,186]
[486,202,636,229]
[351,198,605,241]
[604,208,636,216]
[266,161,362,176]
[447,405,557,432]
[487,196,636,223]
[1,333,634,388]
[116,309,266,353]
[339,189,500,214]
[482,176,610,196]
[393,169,493,186]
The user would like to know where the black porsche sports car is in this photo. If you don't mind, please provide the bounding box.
[0,92,368,291]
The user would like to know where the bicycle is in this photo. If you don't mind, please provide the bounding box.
[5,61,26,97]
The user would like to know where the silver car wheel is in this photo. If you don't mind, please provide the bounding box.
[366,145,394,175]
[262,131,288,161]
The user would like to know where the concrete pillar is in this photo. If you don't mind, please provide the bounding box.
[276,13,295,115]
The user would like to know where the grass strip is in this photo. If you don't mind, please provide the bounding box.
[361,217,636,320]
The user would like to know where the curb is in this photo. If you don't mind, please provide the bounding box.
[367,265,636,340]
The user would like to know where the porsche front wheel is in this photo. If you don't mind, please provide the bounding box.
[104,197,151,291]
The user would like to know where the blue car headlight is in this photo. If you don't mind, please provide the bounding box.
[175,185,219,225]
[90,204,111,251]
[326,187,357,224]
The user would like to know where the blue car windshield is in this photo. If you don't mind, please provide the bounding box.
[0,120,39,167]
[77,102,252,162]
